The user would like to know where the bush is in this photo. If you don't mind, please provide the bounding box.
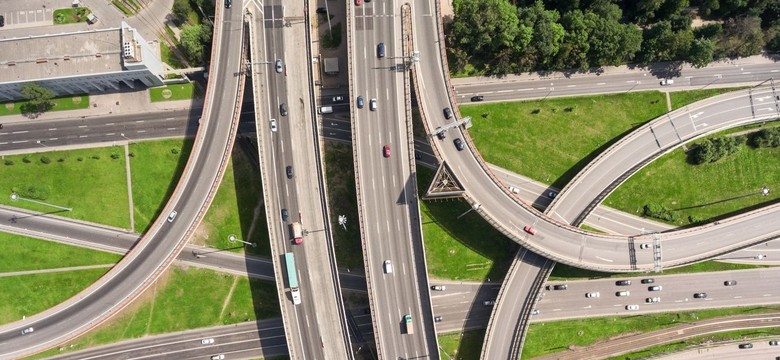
[690,136,743,164]
[22,157,32,163]
[171,148,180,154]
[58,158,65,162]
[111,153,120,160]
[91,155,101,160]
[77,157,84,161]
[40,156,51,164]
[750,127,780,148]
[643,203,679,222]
[4,160,14,166]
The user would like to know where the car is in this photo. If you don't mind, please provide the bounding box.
[201,338,215,345]
[769,340,779,346]
[693,292,707,298]
[270,118,277,132]
[585,292,600,298]
[21,327,34,335]
[648,286,662,291]
[483,300,495,306]
[280,103,288,116]
[0,15,5,27]
[639,243,651,249]
[211,355,225,360]
[437,131,446,140]
[724,280,738,286]
[431,285,446,291]
[384,260,393,273]
[355,0,362,6]
[547,191,557,199]
[275,59,282,73]
[167,210,177,223]
[453,138,465,151]
[616,291,630,297]
[546,284,567,290]
[286,165,293,179]
[357,96,364,108]
[332,96,344,103]
[224,0,231,8]
[641,278,654,284]
[660,78,674,86]
[625,304,640,311]
[616,280,632,286]
[316,7,327,14]
[523,225,536,235]
[383,144,390,158]
[531,309,540,315]
[281,208,289,222]
[471,95,484,102]
[434,315,443,322]
[443,107,453,119]
[369,98,377,111]
[738,343,753,349]
[377,42,385,58]
[646,297,661,303]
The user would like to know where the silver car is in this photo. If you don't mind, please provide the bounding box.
[275,59,282,73]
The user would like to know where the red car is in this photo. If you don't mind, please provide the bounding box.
[523,225,536,235]
[355,0,362,5]
[383,144,390,158]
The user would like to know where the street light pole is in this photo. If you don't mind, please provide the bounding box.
[228,234,256,248]
[10,192,72,212]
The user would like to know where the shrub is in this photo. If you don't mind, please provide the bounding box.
[643,203,679,222]
[4,160,14,166]
[111,153,120,160]
[58,158,65,162]
[750,127,780,148]
[40,156,51,164]
[128,152,135,157]
[77,157,84,161]
[91,155,101,160]
[690,136,743,164]
[171,148,180,154]
[22,157,32,163]
[14,185,51,200]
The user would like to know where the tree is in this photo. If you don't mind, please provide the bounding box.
[554,10,591,69]
[639,21,693,63]
[584,11,642,67]
[172,0,191,26]
[717,16,765,58]
[179,24,212,64]
[686,38,715,67]
[450,0,522,74]
[517,1,565,70]
[19,83,55,117]
[631,0,665,24]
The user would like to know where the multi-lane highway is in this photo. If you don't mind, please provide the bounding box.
[349,0,439,358]
[0,4,245,358]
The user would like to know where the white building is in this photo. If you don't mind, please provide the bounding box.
[0,22,167,101]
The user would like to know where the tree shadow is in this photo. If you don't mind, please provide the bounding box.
[20,101,54,119]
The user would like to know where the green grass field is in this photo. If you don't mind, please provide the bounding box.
[129,139,194,232]
[33,267,279,358]
[522,305,780,358]
[461,91,668,188]
[0,146,130,229]
[0,268,111,325]
[195,147,270,256]
[0,234,120,272]
[53,8,91,24]
[418,168,517,281]
[324,142,363,271]
[549,261,770,281]
[160,44,185,69]
[0,95,89,117]
[604,141,780,226]
[439,329,486,360]
[669,87,744,110]
[149,83,199,102]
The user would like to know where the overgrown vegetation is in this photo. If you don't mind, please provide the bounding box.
[321,22,343,49]
[168,0,214,65]
[53,7,91,24]
[447,0,780,76]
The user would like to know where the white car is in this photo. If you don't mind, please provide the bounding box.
[270,118,277,132]
[21,327,34,335]
[167,210,177,223]
[201,338,215,345]
[275,59,282,73]
[660,78,674,86]
[369,98,377,111]
[639,243,651,249]
[585,292,600,298]
[483,300,495,306]
[626,304,640,310]
[211,355,225,360]
[384,260,392,274]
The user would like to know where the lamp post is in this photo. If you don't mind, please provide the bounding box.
[228,234,256,248]
[36,140,48,148]
[10,192,72,212]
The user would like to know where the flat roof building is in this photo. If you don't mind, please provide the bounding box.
[0,22,166,101]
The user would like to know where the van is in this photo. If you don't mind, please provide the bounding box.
[319,106,333,114]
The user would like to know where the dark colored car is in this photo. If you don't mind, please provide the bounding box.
[453,138,464,151]
[471,95,484,102]
[768,340,778,346]
[548,284,567,290]
[0,15,5,27]
[641,278,654,284]
[225,0,231,8]
[616,280,632,286]
[434,316,443,322]
[280,103,288,116]
[281,209,289,222]
[724,280,737,286]
[437,131,446,140]
[693,292,707,298]
[316,7,327,14]
[738,343,753,349]
[286,165,293,179]
[443,107,453,119]
[377,42,385,58]
[357,96,364,109]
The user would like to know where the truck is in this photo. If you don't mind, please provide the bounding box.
[284,252,301,305]
[404,314,413,334]
[290,222,303,244]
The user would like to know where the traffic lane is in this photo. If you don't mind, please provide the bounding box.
[534,267,780,321]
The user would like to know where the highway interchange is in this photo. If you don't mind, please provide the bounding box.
[0,2,774,353]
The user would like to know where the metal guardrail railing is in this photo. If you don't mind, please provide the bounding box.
[511,259,554,359]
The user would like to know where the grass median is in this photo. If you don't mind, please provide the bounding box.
[324,141,364,271]
[523,305,780,358]
[549,260,771,281]
[439,329,486,360]
[31,266,279,358]
[0,146,130,229]
[0,95,89,117]
[0,234,120,272]
[149,83,200,102]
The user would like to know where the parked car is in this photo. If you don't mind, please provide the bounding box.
[523,225,536,235]
[625,304,639,311]
[453,138,465,151]
[470,95,484,102]
[616,280,632,286]
[724,280,738,286]
[648,286,663,291]
[641,278,654,284]
[431,285,446,291]
[355,0,362,6]
[693,292,707,298]
[585,292,600,298]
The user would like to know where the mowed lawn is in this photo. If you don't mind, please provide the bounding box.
[34,267,280,358]
[461,91,668,187]
[129,139,194,232]
[324,141,364,271]
[522,305,780,358]
[669,87,744,110]
[605,143,780,225]
[439,329,486,360]
[418,168,517,281]
[0,268,111,325]
[0,234,120,272]
[0,147,130,228]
